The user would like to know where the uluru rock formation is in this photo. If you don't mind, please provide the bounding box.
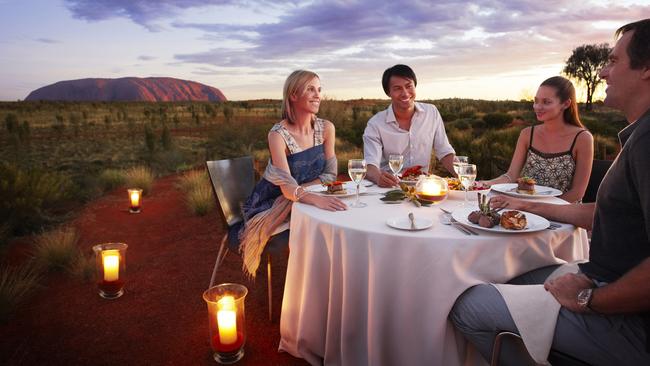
[25,77,227,102]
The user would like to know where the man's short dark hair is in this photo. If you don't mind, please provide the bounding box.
[381,64,417,95]
[616,18,650,69]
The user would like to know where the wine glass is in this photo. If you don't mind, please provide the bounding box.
[453,156,469,176]
[458,164,477,206]
[348,159,367,208]
[388,154,404,178]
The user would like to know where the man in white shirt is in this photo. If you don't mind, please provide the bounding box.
[363,64,457,187]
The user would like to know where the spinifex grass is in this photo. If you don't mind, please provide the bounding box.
[0,262,43,322]
[177,169,208,193]
[98,168,126,192]
[185,183,215,216]
[33,227,79,272]
[124,166,154,195]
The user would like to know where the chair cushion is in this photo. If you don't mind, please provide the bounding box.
[227,222,289,255]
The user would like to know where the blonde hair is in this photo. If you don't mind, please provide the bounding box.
[281,70,319,124]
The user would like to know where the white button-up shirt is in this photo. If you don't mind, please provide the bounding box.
[362,102,455,172]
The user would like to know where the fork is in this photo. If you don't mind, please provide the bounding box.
[439,213,475,235]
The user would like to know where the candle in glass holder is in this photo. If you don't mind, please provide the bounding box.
[128,188,142,213]
[93,243,128,299]
[203,284,248,364]
[416,175,448,203]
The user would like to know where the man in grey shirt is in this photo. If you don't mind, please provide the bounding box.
[363,64,457,187]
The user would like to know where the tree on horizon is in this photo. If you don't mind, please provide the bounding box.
[563,43,610,111]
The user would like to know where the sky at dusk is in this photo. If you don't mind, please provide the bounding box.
[1,0,649,102]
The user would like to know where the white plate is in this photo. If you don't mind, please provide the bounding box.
[447,189,490,200]
[399,178,418,186]
[305,182,367,198]
[451,207,550,233]
[490,183,562,198]
[386,216,433,231]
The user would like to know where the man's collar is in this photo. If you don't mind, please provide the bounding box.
[618,107,650,146]
[385,102,422,124]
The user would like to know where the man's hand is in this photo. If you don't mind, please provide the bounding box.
[544,273,594,313]
[376,170,400,187]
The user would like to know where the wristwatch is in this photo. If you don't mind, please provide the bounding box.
[577,288,594,311]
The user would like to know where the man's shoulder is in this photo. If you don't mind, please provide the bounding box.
[367,107,391,125]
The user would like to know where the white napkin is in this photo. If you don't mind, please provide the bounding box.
[492,263,579,365]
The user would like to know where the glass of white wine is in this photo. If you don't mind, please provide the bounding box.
[348,159,367,208]
[458,163,477,206]
[388,154,404,178]
[453,156,469,176]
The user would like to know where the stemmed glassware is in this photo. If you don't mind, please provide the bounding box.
[453,156,469,176]
[348,159,367,208]
[458,164,477,206]
[388,154,404,178]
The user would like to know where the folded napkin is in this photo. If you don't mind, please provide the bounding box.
[492,263,579,365]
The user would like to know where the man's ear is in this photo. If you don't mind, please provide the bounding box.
[641,65,650,81]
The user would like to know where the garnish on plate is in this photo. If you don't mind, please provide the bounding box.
[380,184,431,206]
[516,176,536,194]
[322,180,347,195]
[399,165,425,182]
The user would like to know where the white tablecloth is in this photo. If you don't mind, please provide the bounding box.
[279,186,589,366]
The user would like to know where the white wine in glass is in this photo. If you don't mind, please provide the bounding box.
[388,154,404,177]
[453,156,469,176]
[458,163,477,206]
[348,159,367,208]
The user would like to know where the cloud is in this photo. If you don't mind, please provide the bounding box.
[35,38,60,44]
[138,55,156,61]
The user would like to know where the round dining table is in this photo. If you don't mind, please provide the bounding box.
[279,183,589,366]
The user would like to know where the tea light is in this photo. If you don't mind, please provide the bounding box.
[415,175,448,203]
[203,284,248,364]
[128,188,142,213]
[92,243,128,299]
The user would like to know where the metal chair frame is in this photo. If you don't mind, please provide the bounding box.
[491,331,592,366]
[206,156,284,321]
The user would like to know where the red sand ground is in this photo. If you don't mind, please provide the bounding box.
[0,174,309,366]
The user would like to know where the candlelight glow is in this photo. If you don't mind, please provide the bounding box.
[217,296,238,345]
[102,250,120,282]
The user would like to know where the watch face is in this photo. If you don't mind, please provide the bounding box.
[577,288,592,307]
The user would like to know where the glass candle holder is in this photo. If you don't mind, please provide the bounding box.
[92,243,128,299]
[203,283,248,364]
[128,188,143,213]
[415,175,448,204]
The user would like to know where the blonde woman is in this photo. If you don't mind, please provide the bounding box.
[237,70,346,277]
[483,76,594,202]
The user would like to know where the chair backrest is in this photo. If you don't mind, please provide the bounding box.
[583,159,613,203]
[206,156,256,228]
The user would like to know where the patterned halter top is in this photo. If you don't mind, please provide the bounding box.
[520,125,587,193]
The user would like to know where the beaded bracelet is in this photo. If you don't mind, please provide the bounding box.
[293,185,302,201]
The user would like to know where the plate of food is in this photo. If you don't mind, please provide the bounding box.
[490,177,562,198]
[399,165,426,186]
[451,206,550,233]
[305,181,367,197]
[386,216,433,231]
[444,177,490,200]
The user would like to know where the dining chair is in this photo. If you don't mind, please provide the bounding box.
[583,159,613,203]
[490,331,592,366]
[206,156,289,321]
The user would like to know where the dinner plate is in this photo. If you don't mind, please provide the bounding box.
[490,183,562,198]
[386,216,433,231]
[305,182,367,197]
[399,178,418,186]
[451,207,550,233]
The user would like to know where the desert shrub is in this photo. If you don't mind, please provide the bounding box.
[468,127,522,179]
[207,120,270,159]
[160,125,173,150]
[4,113,18,132]
[483,113,512,129]
[177,169,209,193]
[593,135,619,160]
[0,262,43,322]
[144,124,156,153]
[151,150,187,173]
[124,166,154,195]
[98,169,126,192]
[68,252,95,282]
[33,227,79,272]
[185,183,215,216]
[0,163,75,235]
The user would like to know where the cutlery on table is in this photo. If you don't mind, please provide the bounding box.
[439,213,475,235]
[408,212,416,230]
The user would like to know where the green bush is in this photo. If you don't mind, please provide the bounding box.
[98,169,126,192]
[483,113,512,129]
[0,163,74,235]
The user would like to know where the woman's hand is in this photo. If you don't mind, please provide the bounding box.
[308,194,348,211]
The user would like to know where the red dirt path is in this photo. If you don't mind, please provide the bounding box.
[0,174,309,366]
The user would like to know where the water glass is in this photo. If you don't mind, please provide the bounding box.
[388,154,404,177]
[458,164,477,206]
[453,156,469,176]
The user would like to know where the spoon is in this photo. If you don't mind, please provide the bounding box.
[408,212,416,230]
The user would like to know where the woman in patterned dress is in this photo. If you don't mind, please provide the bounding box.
[483,76,594,202]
